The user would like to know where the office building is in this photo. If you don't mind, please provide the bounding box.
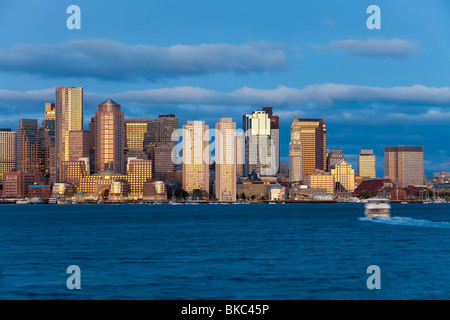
[0,129,17,186]
[125,119,153,151]
[358,149,376,179]
[304,169,334,195]
[327,149,345,171]
[55,87,83,180]
[144,114,179,150]
[330,160,355,192]
[69,130,90,161]
[40,119,56,182]
[297,119,327,177]
[385,146,424,187]
[289,115,303,183]
[45,103,56,120]
[93,99,125,174]
[17,119,41,173]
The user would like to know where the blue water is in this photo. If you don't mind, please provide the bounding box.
[1,203,450,299]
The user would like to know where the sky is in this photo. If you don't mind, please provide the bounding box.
[1,0,450,176]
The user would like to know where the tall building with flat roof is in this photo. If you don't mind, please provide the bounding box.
[385,146,424,187]
[297,119,327,178]
[144,114,179,150]
[69,130,90,161]
[215,118,237,202]
[289,115,302,183]
[55,87,83,181]
[148,144,176,180]
[40,119,56,182]
[243,109,277,177]
[358,149,376,179]
[17,119,41,173]
[182,121,209,195]
[94,99,125,174]
[0,129,16,186]
[125,119,153,151]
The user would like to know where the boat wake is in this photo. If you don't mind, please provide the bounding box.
[358,216,450,229]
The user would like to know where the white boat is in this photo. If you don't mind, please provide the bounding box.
[48,197,58,204]
[30,197,44,204]
[72,200,78,205]
[57,200,70,205]
[268,202,276,205]
[16,199,30,205]
[401,201,408,204]
[433,198,446,204]
[423,199,432,204]
[364,198,391,218]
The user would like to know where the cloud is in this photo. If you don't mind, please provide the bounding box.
[311,39,419,59]
[0,39,287,81]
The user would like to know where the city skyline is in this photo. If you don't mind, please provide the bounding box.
[1,1,449,176]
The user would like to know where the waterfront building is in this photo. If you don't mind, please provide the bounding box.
[143,180,167,201]
[182,121,210,195]
[358,149,376,179]
[297,119,327,177]
[289,115,303,183]
[268,185,286,201]
[55,87,83,181]
[93,99,125,174]
[304,169,334,195]
[61,157,152,200]
[330,160,355,192]
[289,183,329,200]
[0,129,17,186]
[215,118,237,202]
[385,146,425,187]
[353,179,395,198]
[2,171,44,198]
[27,184,52,199]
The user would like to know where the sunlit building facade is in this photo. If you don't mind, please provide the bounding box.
[358,149,376,179]
[0,129,17,186]
[243,110,276,176]
[330,160,355,192]
[304,170,334,195]
[215,118,236,202]
[297,119,327,178]
[182,121,209,195]
[94,99,125,174]
[55,87,83,181]
[125,119,153,151]
[69,130,90,161]
[289,115,303,183]
[45,103,55,120]
[17,119,41,173]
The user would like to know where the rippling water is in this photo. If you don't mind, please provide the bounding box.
[0,203,450,299]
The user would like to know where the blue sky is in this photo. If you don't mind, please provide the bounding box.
[1,0,450,176]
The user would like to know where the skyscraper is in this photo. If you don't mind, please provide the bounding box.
[215,118,236,202]
[182,121,209,195]
[289,115,302,183]
[94,99,125,174]
[243,110,277,177]
[262,107,280,174]
[0,129,17,186]
[358,149,376,179]
[40,119,56,182]
[385,146,424,187]
[125,119,153,151]
[297,119,327,178]
[17,119,41,173]
[55,87,83,181]
[144,114,179,150]
[69,130,90,161]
